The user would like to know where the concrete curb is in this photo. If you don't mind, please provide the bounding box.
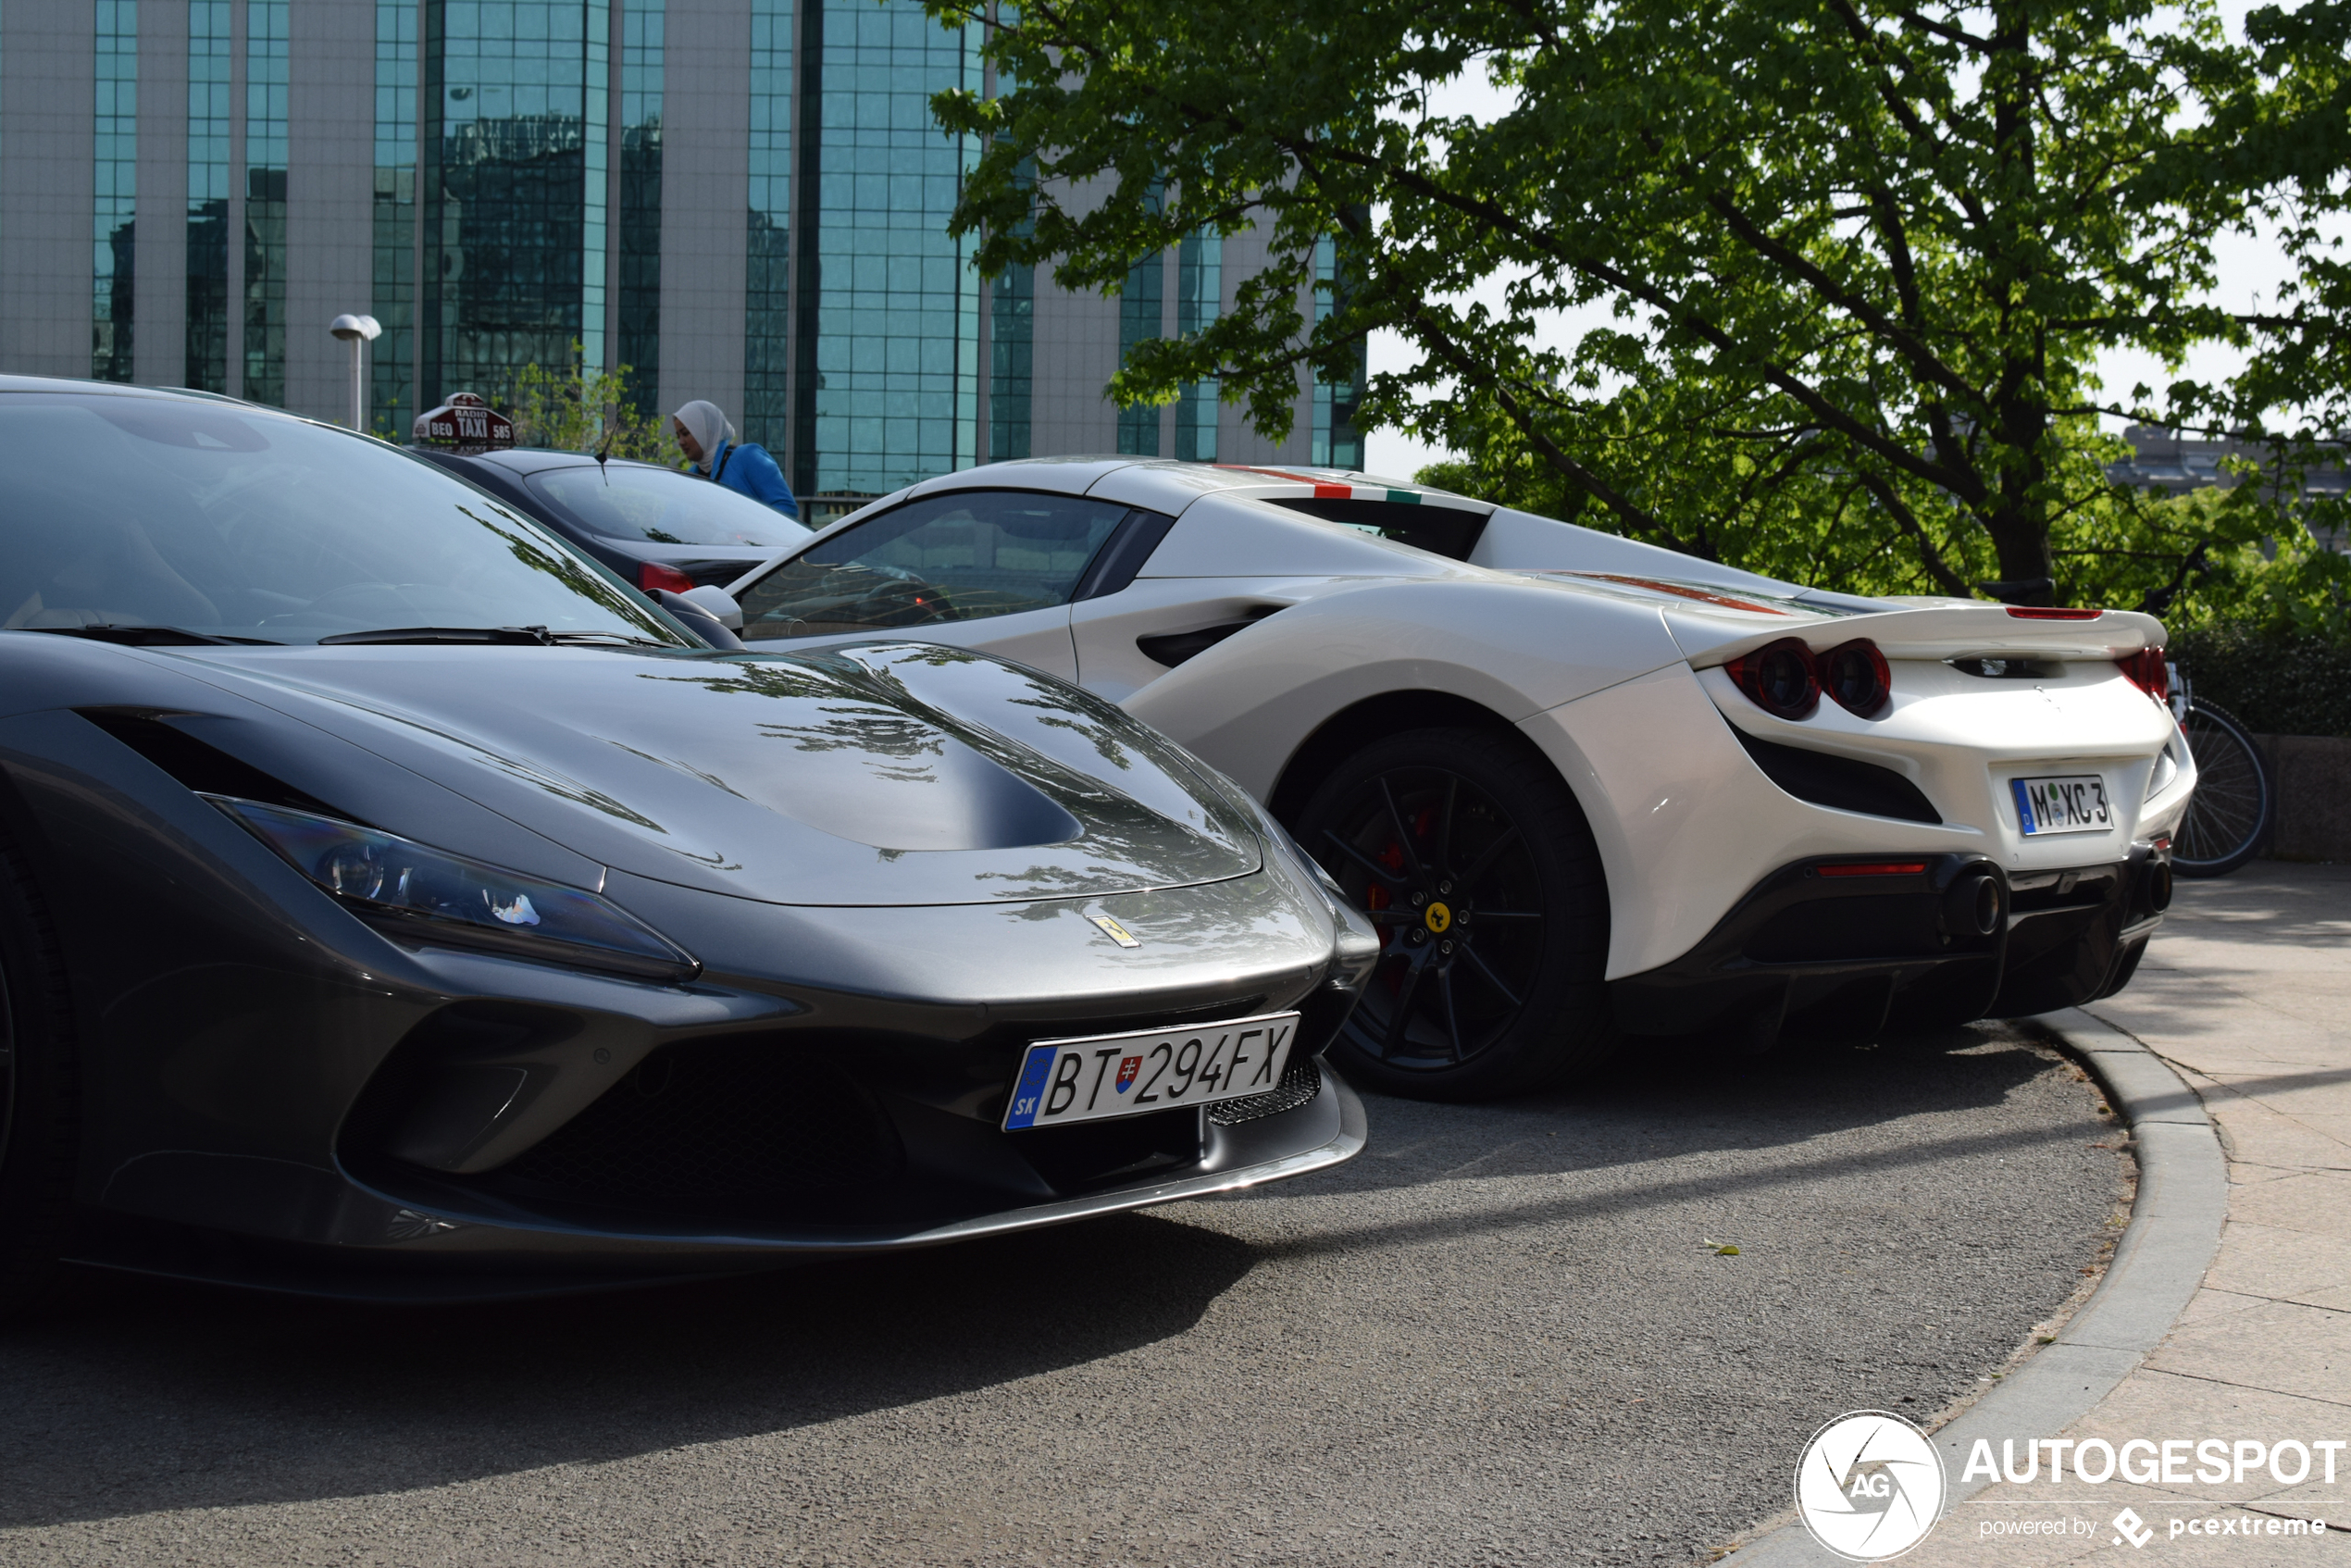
[1717,1008,2231,1565]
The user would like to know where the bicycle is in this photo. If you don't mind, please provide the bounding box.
[2166,662,2276,877]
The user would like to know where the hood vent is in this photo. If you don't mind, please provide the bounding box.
[78,708,345,818]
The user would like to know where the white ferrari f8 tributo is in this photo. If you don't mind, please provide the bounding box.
[723,459,2194,1099]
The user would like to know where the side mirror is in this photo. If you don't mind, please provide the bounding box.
[679,584,744,630]
[650,588,747,651]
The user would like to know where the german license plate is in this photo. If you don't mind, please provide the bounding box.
[2012,774,2113,836]
[1001,1011,1302,1130]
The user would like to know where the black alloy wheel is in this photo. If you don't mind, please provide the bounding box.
[0,832,77,1325]
[1295,728,1615,1100]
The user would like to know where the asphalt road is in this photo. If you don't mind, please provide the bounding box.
[0,1023,2125,1568]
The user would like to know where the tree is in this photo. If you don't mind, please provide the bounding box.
[503,342,674,463]
[2198,0,2351,509]
[929,0,2335,608]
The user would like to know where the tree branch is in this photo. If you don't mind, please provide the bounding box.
[1854,469,1977,594]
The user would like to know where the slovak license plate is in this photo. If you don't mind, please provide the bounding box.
[2011,774,2113,836]
[1001,1011,1302,1131]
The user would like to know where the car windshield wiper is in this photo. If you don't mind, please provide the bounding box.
[24,624,280,647]
[316,626,555,646]
[542,629,675,647]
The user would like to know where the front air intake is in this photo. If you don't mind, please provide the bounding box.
[487,1037,905,1218]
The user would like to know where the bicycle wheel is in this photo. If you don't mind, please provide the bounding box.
[2173,699,2273,877]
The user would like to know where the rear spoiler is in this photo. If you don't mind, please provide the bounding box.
[1673,604,2165,667]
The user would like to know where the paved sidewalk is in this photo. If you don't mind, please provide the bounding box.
[1901,861,2351,1564]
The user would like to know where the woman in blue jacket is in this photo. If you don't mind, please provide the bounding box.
[671,400,800,518]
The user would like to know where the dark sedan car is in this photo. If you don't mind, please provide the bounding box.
[0,378,1375,1313]
[410,444,814,594]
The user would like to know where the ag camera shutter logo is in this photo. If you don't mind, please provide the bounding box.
[1795,1410,1948,1562]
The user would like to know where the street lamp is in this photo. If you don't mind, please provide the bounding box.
[328,313,382,432]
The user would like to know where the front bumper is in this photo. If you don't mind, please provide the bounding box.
[65,1068,1365,1301]
[1609,843,2172,1038]
[74,868,1373,1282]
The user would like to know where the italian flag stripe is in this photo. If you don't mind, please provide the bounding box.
[1211,464,1474,511]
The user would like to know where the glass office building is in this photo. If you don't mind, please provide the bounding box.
[187,0,234,394]
[419,0,609,414]
[741,0,791,452]
[794,0,979,495]
[374,0,421,431]
[6,0,1343,482]
[243,0,290,407]
[92,0,139,383]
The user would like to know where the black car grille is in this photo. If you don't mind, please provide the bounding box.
[491,1037,903,1216]
[1209,1057,1323,1125]
[1017,1107,1205,1194]
[1743,893,1946,963]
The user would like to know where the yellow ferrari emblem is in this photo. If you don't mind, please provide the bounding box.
[1424,902,1451,934]
[1088,913,1141,949]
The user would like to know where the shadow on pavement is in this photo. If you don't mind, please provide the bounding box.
[1283,1021,2061,1201]
[0,1213,1253,1529]
[0,1023,2107,1540]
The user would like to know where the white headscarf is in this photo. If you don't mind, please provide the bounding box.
[671,400,737,474]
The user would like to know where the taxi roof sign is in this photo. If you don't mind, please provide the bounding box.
[414,392,516,452]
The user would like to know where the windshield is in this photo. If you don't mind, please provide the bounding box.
[735,491,1128,641]
[0,392,683,646]
[525,462,813,549]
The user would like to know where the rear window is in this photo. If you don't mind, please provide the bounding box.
[1266,496,1490,561]
[526,463,813,549]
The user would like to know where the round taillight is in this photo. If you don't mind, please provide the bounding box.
[1727,637,1820,719]
[1822,638,1892,717]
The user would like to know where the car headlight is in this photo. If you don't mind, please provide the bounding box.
[1257,814,1379,979]
[207,796,699,981]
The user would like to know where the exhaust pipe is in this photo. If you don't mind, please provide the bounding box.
[1942,871,2003,939]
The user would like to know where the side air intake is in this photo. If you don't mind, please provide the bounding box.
[1731,727,1941,824]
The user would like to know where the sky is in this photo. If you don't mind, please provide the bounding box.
[1356,2,2315,481]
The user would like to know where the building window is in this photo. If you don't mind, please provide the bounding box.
[742,0,791,451]
[804,0,980,494]
[989,258,1032,462]
[1175,230,1219,463]
[93,0,139,383]
[583,0,611,374]
[186,0,232,393]
[616,0,663,415]
[423,0,610,407]
[1115,246,1163,456]
[243,0,290,406]
[373,0,418,434]
[1311,233,1362,469]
